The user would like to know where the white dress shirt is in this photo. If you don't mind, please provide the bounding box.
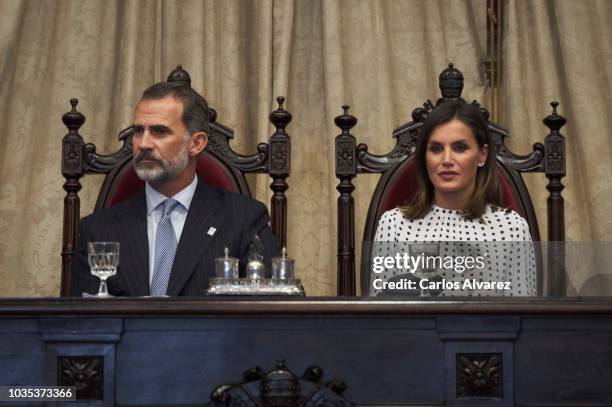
[145,175,198,284]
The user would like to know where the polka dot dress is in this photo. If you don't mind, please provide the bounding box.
[371,204,537,297]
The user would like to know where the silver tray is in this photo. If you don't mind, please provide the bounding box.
[206,278,305,296]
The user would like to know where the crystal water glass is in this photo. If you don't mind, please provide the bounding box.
[85,242,119,298]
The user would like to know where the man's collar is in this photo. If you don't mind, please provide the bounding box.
[145,175,198,215]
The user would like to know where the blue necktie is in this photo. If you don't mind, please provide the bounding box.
[150,198,181,296]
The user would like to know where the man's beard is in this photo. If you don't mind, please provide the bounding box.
[133,138,190,183]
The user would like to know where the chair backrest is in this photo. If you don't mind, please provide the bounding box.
[334,63,567,297]
[60,65,292,297]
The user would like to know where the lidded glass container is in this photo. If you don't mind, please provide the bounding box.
[214,247,239,280]
[272,247,295,281]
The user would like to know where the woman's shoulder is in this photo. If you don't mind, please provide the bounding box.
[379,207,436,224]
[484,205,530,230]
[379,207,404,222]
[377,208,406,231]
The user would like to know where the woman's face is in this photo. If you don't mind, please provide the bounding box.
[425,119,488,203]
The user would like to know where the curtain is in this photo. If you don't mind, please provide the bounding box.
[286,0,487,294]
[0,0,279,296]
[502,0,612,295]
[2,0,607,297]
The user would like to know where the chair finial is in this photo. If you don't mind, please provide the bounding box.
[62,98,86,131]
[208,107,217,123]
[543,101,567,132]
[439,63,464,100]
[551,101,559,114]
[269,96,292,131]
[260,359,300,404]
[166,65,192,87]
[335,105,357,133]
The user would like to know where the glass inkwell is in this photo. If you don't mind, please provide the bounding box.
[207,236,304,296]
[245,235,266,282]
[272,247,295,281]
[206,247,239,294]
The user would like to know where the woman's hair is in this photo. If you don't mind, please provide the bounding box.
[400,101,501,220]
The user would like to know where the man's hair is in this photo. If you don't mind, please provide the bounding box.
[140,82,210,134]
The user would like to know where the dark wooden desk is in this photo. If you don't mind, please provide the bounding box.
[1,298,612,406]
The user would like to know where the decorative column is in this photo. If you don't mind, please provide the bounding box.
[543,102,567,296]
[268,97,292,248]
[335,106,358,296]
[61,99,86,297]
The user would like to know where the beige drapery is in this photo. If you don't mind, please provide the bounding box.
[502,0,612,295]
[0,0,609,296]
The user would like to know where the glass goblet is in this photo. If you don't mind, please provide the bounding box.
[84,242,119,298]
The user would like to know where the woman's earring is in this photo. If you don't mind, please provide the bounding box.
[478,162,485,167]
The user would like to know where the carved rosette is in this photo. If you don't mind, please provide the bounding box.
[61,98,86,176]
[336,143,355,174]
[456,353,502,399]
[334,105,358,177]
[546,139,565,172]
[58,356,103,400]
[270,141,288,172]
[63,141,82,172]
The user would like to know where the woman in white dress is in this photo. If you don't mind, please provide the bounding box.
[371,101,537,297]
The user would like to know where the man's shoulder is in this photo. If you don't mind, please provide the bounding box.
[211,187,268,213]
[80,192,143,224]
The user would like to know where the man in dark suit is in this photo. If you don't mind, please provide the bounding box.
[71,83,280,297]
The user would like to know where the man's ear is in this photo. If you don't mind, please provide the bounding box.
[189,131,208,156]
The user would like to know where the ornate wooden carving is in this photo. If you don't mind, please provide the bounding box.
[456,353,502,399]
[437,63,465,103]
[84,127,133,174]
[167,64,191,86]
[334,63,566,297]
[58,356,103,400]
[268,97,292,247]
[60,66,292,296]
[543,102,567,296]
[207,360,353,407]
[61,99,86,297]
[335,106,358,296]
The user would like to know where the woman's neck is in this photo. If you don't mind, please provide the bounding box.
[433,190,472,211]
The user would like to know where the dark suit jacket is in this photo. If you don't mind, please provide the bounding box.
[70,179,281,297]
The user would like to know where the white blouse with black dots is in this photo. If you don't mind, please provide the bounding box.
[371,204,537,297]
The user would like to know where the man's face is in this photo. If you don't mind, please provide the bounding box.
[132,96,190,183]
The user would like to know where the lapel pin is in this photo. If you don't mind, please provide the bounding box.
[207,227,217,236]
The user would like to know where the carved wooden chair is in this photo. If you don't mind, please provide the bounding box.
[61,65,292,296]
[334,63,566,297]
[206,360,354,406]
